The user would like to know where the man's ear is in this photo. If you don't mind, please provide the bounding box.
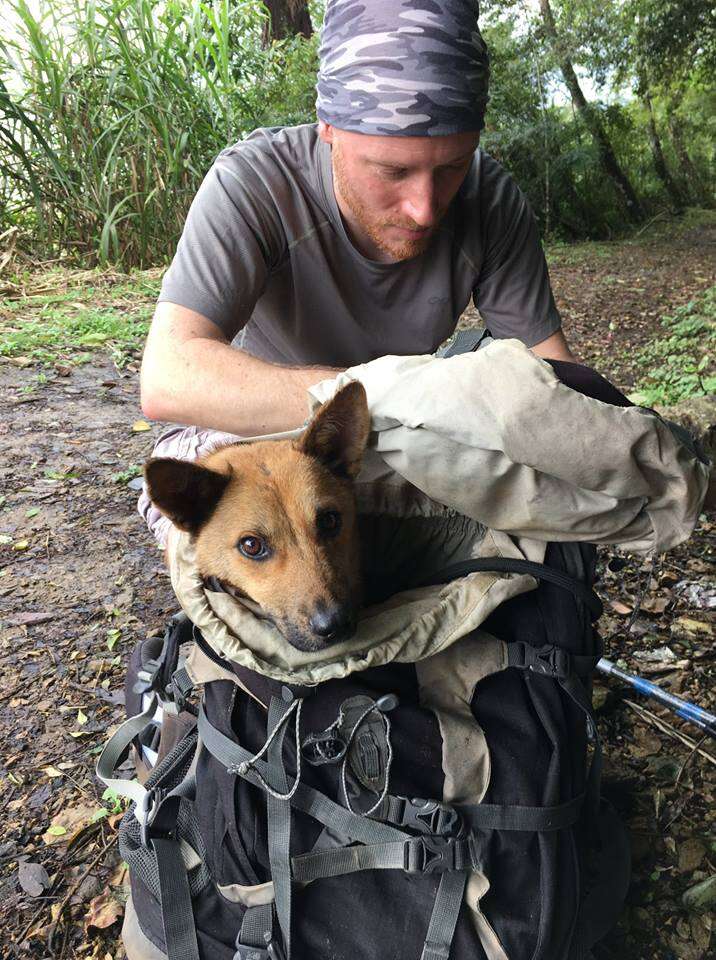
[144,458,230,535]
[299,381,370,479]
[317,119,335,145]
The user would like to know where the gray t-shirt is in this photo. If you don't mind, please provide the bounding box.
[158,124,561,365]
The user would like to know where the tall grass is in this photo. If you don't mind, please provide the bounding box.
[0,0,318,267]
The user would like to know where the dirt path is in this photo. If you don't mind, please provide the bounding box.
[549,220,716,390]
[0,221,714,959]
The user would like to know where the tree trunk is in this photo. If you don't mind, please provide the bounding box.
[538,0,645,222]
[642,88,685,211]
[261,0,312,47]
[666,90,710,206]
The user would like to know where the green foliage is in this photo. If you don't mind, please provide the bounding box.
[0,273,160,363]
[630,286,716,406]
[111,464,142,484]
[480,3,714,240]
[0,0,318,267]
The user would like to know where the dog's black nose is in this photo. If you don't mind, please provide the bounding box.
[309,602,353,641]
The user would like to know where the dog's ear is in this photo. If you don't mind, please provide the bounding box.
[144,458,230,535]
[299,381,370,479]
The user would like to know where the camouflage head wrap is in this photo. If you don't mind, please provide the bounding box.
[316,0,490,136]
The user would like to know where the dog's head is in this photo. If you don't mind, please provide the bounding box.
[144,381,370,652]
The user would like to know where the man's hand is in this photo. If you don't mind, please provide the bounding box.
[531,329,577,363]
[140,303,342,435]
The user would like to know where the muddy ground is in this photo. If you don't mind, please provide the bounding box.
[1,218,715,959]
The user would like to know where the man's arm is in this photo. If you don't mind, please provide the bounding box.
[140,302,341,436]
[531,328,577,363]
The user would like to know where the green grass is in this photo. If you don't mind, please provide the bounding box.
[629,284,716,406]
[0,0,319,268]
[0,270,160,366]
[546,208,716,267]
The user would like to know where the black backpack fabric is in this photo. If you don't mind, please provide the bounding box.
[106,541,630,960]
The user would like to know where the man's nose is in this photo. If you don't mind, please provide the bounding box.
[402,177,439,228]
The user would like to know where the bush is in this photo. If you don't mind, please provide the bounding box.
[0,0,318,268]
[630,286,716,406]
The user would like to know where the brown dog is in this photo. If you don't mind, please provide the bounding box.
[144,382,370,652]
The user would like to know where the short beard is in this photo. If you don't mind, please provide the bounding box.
[332,143,433,262]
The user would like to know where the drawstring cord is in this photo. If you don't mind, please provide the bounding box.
[233,697,304,802]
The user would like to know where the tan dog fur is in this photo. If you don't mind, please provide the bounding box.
[144,382,370,652]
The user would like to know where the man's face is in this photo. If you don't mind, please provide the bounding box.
[319,122,480,263]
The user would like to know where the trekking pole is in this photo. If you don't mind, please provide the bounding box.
[597,658,716,740]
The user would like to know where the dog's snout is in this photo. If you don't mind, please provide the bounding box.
[309,602,354,641]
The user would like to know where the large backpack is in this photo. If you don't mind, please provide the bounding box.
[99,541,630,960]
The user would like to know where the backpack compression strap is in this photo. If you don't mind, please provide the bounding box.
[418,557,604,621]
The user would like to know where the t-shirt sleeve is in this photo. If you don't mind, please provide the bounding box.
[472,161,562,348]
[157,151,286,340]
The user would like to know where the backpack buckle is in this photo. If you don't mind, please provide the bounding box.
[397,798,463,837]
[133,658,162,696]
[233,948,270,960]
[137,786,163,846]
[233,934,285,960]
[510,642,571,679]
[532,645,571,679]
[403,834,480,873]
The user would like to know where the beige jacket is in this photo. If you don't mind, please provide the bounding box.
[166,341,709,686]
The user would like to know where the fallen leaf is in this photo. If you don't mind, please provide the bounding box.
[673,617,713,639]
[109,860,129,888]
[18,860,51,897]
[631,731,663,758]
[676,582,716,610]
[77,709,88,725]
[641,596,669,614]
[12,539,29,550]
[43,766,64,779]
[108,812,125,831]
[43,801,97,844]
[679,838,707,873]
[5,611,57,627]
[633,646,678,663]
[84,890,124,931]
[683,875,716,914]
[610,600,632,616]
[45,825,67,838]
[131,419,151,433]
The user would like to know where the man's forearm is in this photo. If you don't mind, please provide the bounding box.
[140,310,341,435]
[531,328,577,363]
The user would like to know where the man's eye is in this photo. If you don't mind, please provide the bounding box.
[376,166,406,180]
[316,510,342,537]
[237,535,269,560]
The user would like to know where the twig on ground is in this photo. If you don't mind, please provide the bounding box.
[624,698,716,768]
[46,834,116,953]
[635,212,669,237]
[675,732,711,786]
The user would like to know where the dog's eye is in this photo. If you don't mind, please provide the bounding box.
[316,510,342,537]
[237,535,269,560]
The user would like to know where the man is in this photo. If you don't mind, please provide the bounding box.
[138,0,578,539]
